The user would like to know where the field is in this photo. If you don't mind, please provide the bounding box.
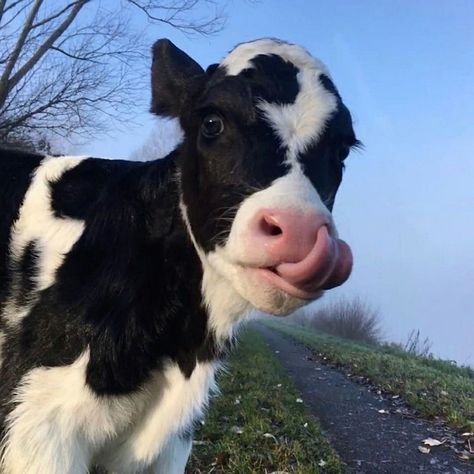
[187,328,345,474]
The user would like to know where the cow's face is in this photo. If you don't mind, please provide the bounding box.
[151,39,359,316]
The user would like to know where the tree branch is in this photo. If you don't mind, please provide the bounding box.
[31,1,82,29]
[0,0,30,25]
[0,0,228,144]
[0,0,43,108]
[50,45,101,64]
[7,0,88,93]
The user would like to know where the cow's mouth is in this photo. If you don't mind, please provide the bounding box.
[250,226,353,300]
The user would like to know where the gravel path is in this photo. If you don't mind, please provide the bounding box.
[254,323,473,474]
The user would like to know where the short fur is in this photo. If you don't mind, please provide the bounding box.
[0,38,358,473]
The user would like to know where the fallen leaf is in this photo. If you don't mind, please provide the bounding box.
[422,438,445,447]
[263,433,278,443]
[458,450,474,461]
[213,452,229,466]
[418,446,430,454]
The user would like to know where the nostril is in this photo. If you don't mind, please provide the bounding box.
[260,215,283,237]
[269,224,283,236]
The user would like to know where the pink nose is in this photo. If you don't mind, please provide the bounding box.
[246,208,353,295]
[250,209,328,265]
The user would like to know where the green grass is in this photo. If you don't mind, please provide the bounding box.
[261,319,474,432]
[187,328,345,474]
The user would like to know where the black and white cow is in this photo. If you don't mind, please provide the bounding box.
[0,38,358,473]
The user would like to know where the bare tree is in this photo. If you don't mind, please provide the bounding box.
[296,297,383,345]
[0,0,225,147]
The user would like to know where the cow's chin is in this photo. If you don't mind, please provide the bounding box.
[206,250,321,316]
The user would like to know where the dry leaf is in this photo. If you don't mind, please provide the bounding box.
[263,433,278,443]
[458,451,474,461]
[422,438,445,447]
[213,452,229,466]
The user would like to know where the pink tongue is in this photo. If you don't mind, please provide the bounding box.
[274,226,353,290]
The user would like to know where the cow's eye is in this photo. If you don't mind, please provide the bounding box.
[201,114,224,138]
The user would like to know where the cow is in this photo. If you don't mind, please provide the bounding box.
[0,38,358,473]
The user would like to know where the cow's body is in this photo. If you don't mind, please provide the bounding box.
[0,39,358,473]
[0,151,214,472]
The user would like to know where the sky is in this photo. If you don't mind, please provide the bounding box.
[78,0,474,365]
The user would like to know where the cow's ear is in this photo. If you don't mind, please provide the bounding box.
[151,39,205,118]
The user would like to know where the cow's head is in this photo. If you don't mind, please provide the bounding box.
[151,38,358,318]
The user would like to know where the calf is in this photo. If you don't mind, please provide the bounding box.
[0,38,358,473]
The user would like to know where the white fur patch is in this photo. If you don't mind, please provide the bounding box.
[1,350,216,473]
[145,434,192,474]
[179,198,252,344]
[1,351,96,473]
[221,38,330,78]
[222,38,338,170]
[99,361,218,472]
[2,156,86,328]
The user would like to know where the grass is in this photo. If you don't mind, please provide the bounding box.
[187,328,346,474]
[261,318,474,432]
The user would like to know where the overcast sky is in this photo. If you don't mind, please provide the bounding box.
[80,0,474,365]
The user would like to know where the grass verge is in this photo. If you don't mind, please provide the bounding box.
[187,328,345,474]
[260,319,474,432]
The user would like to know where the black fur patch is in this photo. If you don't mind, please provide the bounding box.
[245,54,300,104]
[0,148,42,320]
[0,152,222,402]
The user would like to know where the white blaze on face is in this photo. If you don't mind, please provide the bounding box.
[221,38,338,170]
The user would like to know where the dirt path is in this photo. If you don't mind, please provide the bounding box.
[254,323,473,474]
